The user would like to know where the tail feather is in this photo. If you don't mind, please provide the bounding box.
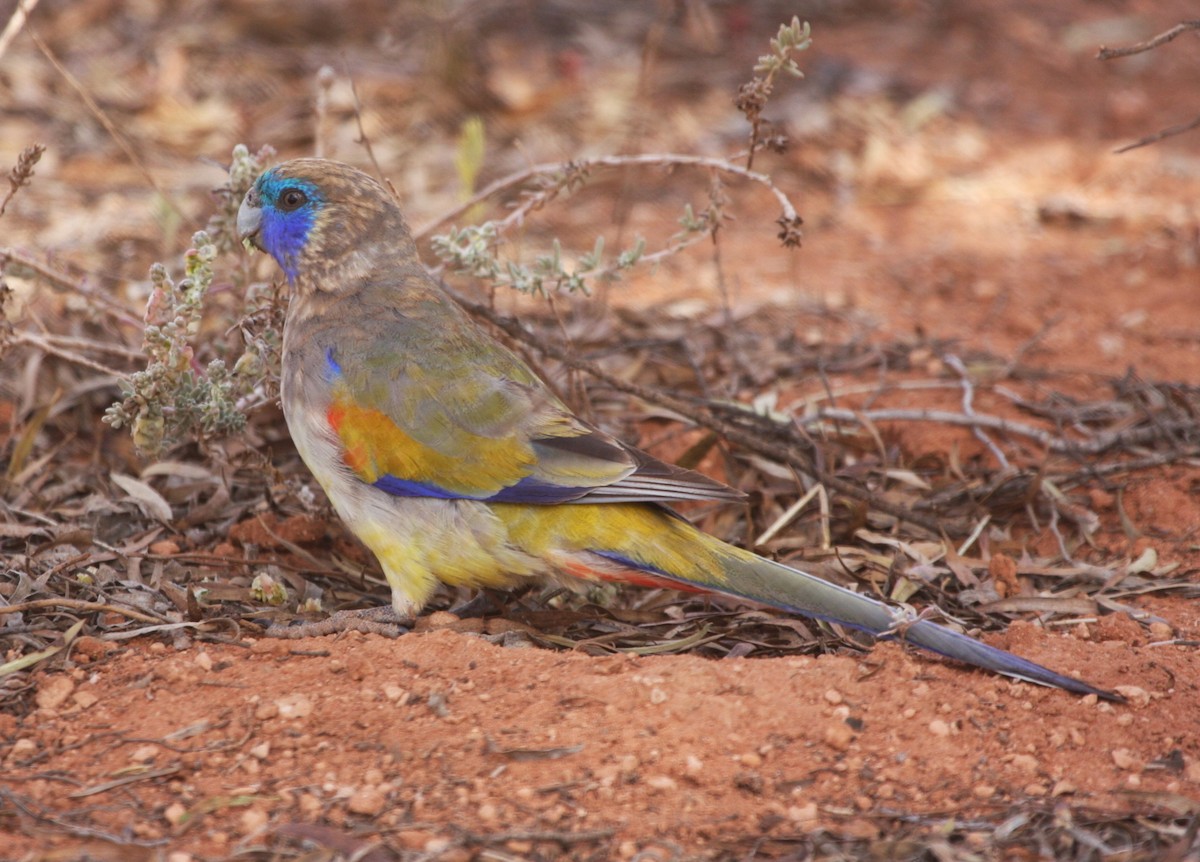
[676,536,1123,702]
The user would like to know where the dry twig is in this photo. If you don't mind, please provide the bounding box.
[1097,19,1200,60]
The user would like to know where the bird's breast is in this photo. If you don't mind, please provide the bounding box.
[280,325,351,499]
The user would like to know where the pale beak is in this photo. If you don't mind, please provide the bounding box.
[237,186,263,248]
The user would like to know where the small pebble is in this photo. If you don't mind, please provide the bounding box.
[72,636,113,660]
[823,724,853,752]
[1113,685,1151,708]
[347,786,387,816]
[928,719,952,737]
[35,676,75,711]
[149,540,181,556]
[1148,621,1173,641]
[1009,754,1039,772]
[164,802,188,826]
[1111,748,1137,770]
[1051,779,1076,796]
[788,802,818,824]
[10,738,37,759]
[1184,760,1200,784]
[131,744,159,763]
[739,752,763,768]
[275,693,314,719]
[647,775,677,791]
[240,807,269,833]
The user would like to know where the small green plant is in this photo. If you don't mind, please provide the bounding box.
[104,144,277,457]
[736,17,811,169]
[455,116,486,198]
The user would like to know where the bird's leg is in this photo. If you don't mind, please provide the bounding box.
[266,605,411,639]
[446,588,509,620]
[448,588,542,619]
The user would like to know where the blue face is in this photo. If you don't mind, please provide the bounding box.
[255,171,322,281]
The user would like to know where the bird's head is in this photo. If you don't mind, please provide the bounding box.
[237,159,414,289]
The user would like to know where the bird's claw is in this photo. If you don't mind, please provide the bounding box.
[265,606,411,639]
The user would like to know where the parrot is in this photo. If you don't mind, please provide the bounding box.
[235,158,1120,701]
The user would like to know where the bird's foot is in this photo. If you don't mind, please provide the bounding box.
[266,605,410,639]
[447,586,537,620]
[446,591,503,620]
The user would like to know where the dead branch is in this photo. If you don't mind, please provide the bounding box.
[0,0,40,62]
[1114,113,1200,154]
[803,406,1198,457]
[1097,19,1200,60]
[414,153,802,245]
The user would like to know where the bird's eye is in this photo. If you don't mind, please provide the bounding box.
[278,188,308,211]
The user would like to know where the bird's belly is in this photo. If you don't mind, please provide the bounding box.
[345,493,551,616]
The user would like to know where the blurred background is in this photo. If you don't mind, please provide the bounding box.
[5,0,1198,317]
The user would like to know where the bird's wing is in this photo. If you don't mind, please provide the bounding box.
[321,311,743,505]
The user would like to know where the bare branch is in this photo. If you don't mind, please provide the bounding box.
[1114,112,1200,153]
[415,153,802,244]
[1097,19,1200,60]
[0,0,40,63]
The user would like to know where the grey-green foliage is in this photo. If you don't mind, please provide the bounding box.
[431,224,645,297]
[104,144,276,456]
[756,17,811,80]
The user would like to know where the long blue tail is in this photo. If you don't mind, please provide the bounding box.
[684,535,1122,702]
